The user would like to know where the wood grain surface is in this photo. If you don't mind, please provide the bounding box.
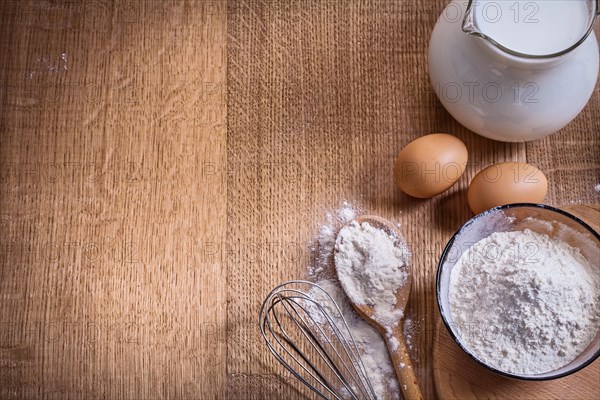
[227,1,599,399]
[0,1,227,399]
[0,0,598,399]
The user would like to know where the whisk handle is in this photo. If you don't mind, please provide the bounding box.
[385,331,423,400]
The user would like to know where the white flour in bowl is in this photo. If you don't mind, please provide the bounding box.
[449,228,600,375]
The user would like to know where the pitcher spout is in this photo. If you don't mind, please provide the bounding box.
[459,0,599,59]
[461,1,479,36]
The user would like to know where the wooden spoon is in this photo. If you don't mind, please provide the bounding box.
[334,215,423,400]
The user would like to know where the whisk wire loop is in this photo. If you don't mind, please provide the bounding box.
[259,280,377,400]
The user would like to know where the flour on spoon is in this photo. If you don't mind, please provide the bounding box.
[335,220,409,327]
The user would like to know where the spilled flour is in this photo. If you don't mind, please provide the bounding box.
[307,202,414,399]
[305,280,400,399]
[309,202,357,276]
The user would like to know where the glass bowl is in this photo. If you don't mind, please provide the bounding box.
[436,203,600,380]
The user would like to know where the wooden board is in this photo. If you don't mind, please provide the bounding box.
[433,205,600,400]
[0,1,227,399]
[227,1,599,398]
[0,0,598,398]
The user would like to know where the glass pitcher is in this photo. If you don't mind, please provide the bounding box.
[429,0,599,142]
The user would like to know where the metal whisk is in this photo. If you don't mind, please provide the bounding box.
[259,280,377,400]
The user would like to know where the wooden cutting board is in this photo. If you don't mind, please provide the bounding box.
[433,205,600,400]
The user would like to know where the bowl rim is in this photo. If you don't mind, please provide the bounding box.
[436,202,600,381]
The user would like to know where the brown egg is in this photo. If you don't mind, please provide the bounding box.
[468,162,548,214]
[394,134,468,198]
